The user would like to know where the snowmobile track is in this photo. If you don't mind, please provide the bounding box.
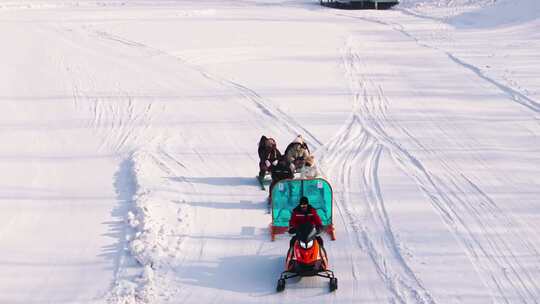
[343,36,540,303]
[334,11,540,117]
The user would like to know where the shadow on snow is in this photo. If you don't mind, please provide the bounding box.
[320,1,398,10]
[175,254,283,294]
[170,176,258,187]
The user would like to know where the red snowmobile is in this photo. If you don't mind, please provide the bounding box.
[276,222,338,292]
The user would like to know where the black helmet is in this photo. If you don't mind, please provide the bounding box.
[299,196,309,206]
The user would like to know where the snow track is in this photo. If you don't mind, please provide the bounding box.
[444,53,540,114]
[81,23,322,149]
[43,23,163,154]
[317,41,437,304]
[390,138,540,303]
[333,9,540,117]
[340,29,540,304]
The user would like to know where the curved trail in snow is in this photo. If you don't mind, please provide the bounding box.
[317,42,437,304]
[340,29,540,304]
[45,24,163,155]
[330,10,540,117]
[85,27,322,149]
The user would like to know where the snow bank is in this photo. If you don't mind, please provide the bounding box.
[399,0,496,9]
[450,0,540,28]
[108,151,191,304]
[399,0,539,28]
[392,1,499,26]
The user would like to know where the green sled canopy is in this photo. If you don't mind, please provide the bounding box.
[271,178,333,228]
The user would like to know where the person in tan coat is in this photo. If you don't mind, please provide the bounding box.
[283,135,310,172]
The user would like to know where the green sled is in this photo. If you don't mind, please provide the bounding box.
[270,178,336,241]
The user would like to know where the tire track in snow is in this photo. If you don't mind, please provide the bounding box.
[343,35,540,303]
[217,79,322,148]
[391,18,540,115]
[61,58,103,130]
[319,114,370,302]
[316,41,437,304]
[50,25,161,155]
[364,144,436,304]
[389,142,540,303]
[67,23,321,154]
[332,11,540,117]
[168,55,322,149]
[320,116,435,304]
[444,53,540,113]
[344,42,436,304]
[88,28,322,149]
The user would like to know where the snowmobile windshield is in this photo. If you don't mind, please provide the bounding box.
[297,222,317,243]
[271,178,333,228]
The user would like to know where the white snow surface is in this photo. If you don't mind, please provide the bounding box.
[1,0,539,303]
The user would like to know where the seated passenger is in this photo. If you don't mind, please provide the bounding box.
[258,135,281,182]
[269,156,294,195]
[284,135,310,172]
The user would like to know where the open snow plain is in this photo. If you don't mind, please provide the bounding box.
[1,0,539,303]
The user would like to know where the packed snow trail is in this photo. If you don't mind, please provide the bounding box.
[334,13,540,303]
[0,20,127,303]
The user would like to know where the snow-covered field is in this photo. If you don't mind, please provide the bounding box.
[1,0,539,303]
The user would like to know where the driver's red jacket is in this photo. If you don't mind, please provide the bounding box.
[289,204,323,229]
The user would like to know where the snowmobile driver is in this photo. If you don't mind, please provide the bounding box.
[288,196,324,250]
[258,136,281,183]
[284,135,310,173]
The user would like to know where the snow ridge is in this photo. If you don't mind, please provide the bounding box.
[108,151,191,304]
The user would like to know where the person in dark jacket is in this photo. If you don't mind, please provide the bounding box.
[288,196,324,249]
[269,156,294,195]
[258,136,281,182]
